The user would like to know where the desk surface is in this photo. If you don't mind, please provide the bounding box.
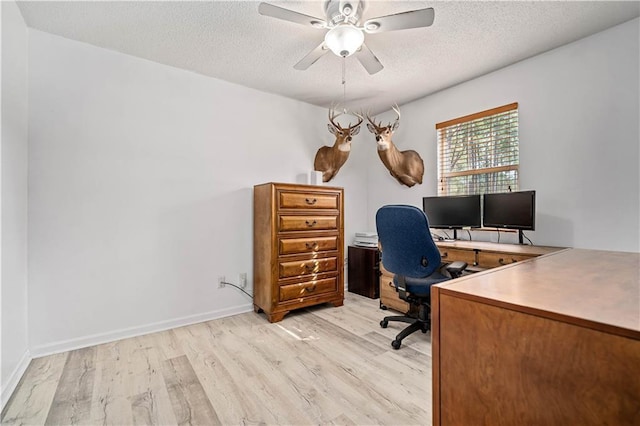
[435,248,640,339]
[435,239,562,255]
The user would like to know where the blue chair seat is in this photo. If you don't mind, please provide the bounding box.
[396,272,450,296]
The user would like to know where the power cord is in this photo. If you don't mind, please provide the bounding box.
[220,280,253,298]
[522,232,534,245]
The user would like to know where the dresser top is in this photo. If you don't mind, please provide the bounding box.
[255,182,344,191]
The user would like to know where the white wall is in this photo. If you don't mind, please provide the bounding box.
[27,30,368,355]
[1,0,30,406]
[366,18,640,252]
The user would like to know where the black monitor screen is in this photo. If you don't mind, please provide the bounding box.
[483,190,536,230]
[422,195,481,229]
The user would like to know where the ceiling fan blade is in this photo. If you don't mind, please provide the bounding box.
[294,43,330,70]
[364,7,434,33]
[355,43,384,75]
[258,3,327,28]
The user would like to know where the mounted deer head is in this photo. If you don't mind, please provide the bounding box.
[366,105,424,187]
[313,107,363,182]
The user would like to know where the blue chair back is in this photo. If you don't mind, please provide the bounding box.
[376,205,442,278]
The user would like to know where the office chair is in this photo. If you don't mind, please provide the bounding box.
[376,205,467,349]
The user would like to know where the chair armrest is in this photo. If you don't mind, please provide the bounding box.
[444,261,467,278]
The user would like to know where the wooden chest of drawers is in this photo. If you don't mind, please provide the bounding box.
[253,182,344,322]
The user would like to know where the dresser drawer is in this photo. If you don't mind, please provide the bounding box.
[279,191,339,210]
[279,215,338,232]
[280,277,338,302]
[279,257,338,278]
[477,252,535,268]
[279,236,338,255]
[439,247,476,265]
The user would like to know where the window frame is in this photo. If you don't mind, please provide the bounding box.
[436,102,519,196]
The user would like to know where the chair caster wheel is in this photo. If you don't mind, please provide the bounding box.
[421,328,428,333]
[391,340,401,350]
[380,320,388,328]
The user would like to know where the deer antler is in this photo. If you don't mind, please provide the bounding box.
[328,105,345,130]
[365,110,383,131]
[329,106,363,131]
[347,111,364,131]
[391,104,401,128]
[368,104,401,130]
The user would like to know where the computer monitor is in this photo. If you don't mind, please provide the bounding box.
[422,195,481,239]
[483,190,536,243]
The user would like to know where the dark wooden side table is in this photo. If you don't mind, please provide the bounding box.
[347,246,380,299]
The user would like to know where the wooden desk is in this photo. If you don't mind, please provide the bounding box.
[431,249,640,425]
[436,240,561,270]
[379,241,563,312]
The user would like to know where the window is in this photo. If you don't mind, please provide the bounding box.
[436,103,519,196]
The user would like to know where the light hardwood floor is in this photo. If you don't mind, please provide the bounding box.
[2,293,432,425]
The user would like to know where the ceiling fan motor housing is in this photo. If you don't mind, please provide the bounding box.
[324,0,365,26]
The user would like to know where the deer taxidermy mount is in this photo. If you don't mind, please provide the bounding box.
[314,107,363,182]
[366,105,424,187]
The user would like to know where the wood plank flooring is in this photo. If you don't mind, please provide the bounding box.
[2,293,432,425]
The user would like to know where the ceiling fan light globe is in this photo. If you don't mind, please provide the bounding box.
[324,24,364,57]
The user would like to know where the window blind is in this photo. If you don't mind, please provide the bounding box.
[436,103,519,196]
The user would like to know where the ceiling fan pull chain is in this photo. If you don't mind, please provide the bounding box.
[342,56,347,112]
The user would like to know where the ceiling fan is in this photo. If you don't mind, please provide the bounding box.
[258,0,435,75]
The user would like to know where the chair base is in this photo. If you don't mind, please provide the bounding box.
[380,314,429,350]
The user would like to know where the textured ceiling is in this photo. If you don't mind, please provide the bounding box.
[17,1,640,114]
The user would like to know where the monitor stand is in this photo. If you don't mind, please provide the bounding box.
[518,230,524,245]
[441,229,458,242]
[439,229,458,243]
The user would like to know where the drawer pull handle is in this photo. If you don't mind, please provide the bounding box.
[305,220,317,227]
[305,198,317,205]
[498,258,517,265]
[304,284,318,293]
[305,242,319,250]
[304,263,317,271]
[441,252,448,259]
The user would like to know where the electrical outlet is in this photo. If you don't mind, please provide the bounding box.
[218,275,225,288]
[239,273,247,289]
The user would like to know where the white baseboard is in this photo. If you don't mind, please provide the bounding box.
[1,349,32,411]
[30,303,254,358]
